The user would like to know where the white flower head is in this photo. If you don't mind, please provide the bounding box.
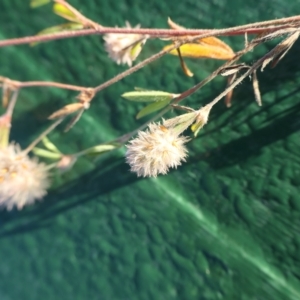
[0,143,49,210]
[125,122,189,177]
[103,21,148,67]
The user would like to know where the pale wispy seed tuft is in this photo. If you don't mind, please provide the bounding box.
[103,21,148,66]
[125,123,189,177]
[0,143,49,210]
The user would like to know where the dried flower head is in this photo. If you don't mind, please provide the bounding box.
[103,21,148,66]
[0,143,49,210]
[125,123,189,177]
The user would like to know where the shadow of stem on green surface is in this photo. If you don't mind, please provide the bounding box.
[196,91,300,169]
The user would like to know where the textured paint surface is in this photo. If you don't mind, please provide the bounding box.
[0,1,300,300]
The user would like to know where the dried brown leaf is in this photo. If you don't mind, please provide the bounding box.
[167,17,185,30]
[261,31,299,71]
[271,31,299,68]
[48,103,84,119]
[261,57,273,71]
[219,64,250,76]
[224,73,237,107]
[171,104,195,112]
[253,28,298,43]
[64,108,85,132]
[252,70,262,106]
[177,48,193,77]
[2,85,11,108]
[76,88,95,105]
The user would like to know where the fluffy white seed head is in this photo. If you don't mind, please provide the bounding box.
[125,123,189,177]
[0,143,49,210]
[103,22,147,66]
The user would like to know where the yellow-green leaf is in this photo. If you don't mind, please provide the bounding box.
[53,3,80,22]
[83,144,119,157]
[129,40,146,61]
[136,99,170,119]
[32,147,62,159]
[164,43,235,60]
[191,122,203,137]
[41,137,61,154]
[30,0,51,8]
[122,90,179,102]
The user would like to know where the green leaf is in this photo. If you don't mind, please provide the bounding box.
[53,3,80,22]
[136,99,170,119]
[30,0,51,8]
[32,147,62,159]
[129,40,145,61]
[122,90,178,103]
[83,144,119,157]
[41,137,61,154]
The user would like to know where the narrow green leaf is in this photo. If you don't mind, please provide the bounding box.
[83,144,119,157]
[30,0,51,8]
[136,99,170,119]
[53,3,80,22]
[32,147,62,159]
[122,90,178,103]
[41,137,61,154]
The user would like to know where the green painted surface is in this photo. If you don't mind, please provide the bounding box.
[0,1,300,300]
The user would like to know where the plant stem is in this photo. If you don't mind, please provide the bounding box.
[94,46,172,93]
[17,81,87,92]
[23,118,64,155]
[6,89,19,117]
[0,16,299,48]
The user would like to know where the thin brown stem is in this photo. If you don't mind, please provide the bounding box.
[209,35,295,107]
[17,81,88,92]
[0,16,299,48]
[172,42,257,105]
[94,46,173,93]
[23,118,64,155]
[6,89,19,117]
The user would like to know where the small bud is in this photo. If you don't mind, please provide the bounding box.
[56,155,77,172]
[191,104,212,136]
[163,111,198,135]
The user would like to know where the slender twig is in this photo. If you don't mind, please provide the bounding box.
[172,41,258,105]
[0,16,300,48]
[6,90,19,117]
[23,118,64,155]
[208,36,297,107]
[94,46,173,92]
[17,81,88,92]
